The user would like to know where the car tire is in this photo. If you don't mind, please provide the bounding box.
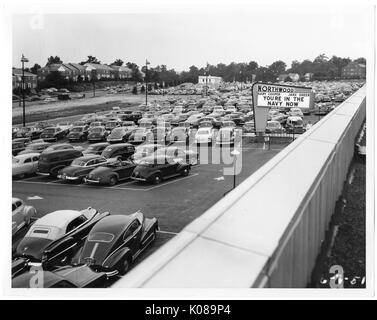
[181,167,189,176]
[119,257,132,275]
[109,176,118,186]
[152,174,162,184]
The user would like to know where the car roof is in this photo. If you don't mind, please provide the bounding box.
[12,197,22,204]
[90,215,134,236]
[41,149,81,156]
[34,210,83,229]
[75,154,103,161]
[105,143,133,149]
[15,153,40,160]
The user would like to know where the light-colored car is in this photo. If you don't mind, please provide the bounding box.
[289,107,304,117]
[12,198,37,236]
[56,121,72,134]
[12,153,40,178]
[195,127,217,145]
[216,127,236,145]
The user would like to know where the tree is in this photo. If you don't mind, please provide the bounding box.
[111,59,124,66]
[284,76,293,82]
[46,56,62,66]
[140,85,145,93]
[329,56,351,78]
[30,63,41,74]
[43,71,67,88]
[354,57,366,65]
[80,55,101,65]
[268,60,287,81]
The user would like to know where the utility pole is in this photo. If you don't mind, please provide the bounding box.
[21,54,29,127]
[145,59,150,105]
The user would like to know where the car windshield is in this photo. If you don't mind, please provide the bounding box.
[91,122,101,127]
[90,127,103,133]
[172,128,185,133]
[58,122,69,126]
[26,144,41,150]
[197,130,210,135]
[134,129,146,135]
[43,128,55,134]
[111,128,124,134]
[88,232,114,243]
[74,122,85,126]
[268,123,280,128]
[71,127,83,132]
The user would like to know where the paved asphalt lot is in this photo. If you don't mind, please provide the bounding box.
[12,139,284,284]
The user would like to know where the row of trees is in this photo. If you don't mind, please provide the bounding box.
[25,54,366,88]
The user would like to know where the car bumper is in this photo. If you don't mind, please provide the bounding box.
[36,172,50,176]
[84,178,100,184]
[131,176,147,181]
[57,175,81,180]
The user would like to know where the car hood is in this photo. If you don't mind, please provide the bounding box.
[68,132,82,137]
[88,132,103,137]
[132,165,154,177]
[16,237,54,261]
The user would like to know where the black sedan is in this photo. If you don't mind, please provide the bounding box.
[85,159,137,186]
[131,155,191,184]
[40,127,66,142]
[57,155,113,182]
[49,212,158,281]
[67,126,89,142]
[87,126,109,143]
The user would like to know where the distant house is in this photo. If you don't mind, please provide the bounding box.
[12,68,38,91]
[110,65,132,79]
[84,63,114,80]
[198,75,222,87]
[342,62,366,79]
[277,73,300,82]
[68,63,87,81]
[37,63,73,82]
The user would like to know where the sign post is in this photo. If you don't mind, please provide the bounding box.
[252,82,313,135]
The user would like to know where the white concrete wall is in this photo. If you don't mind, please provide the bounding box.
[113,86,366,288]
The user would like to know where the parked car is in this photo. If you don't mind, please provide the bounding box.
[12,138,31,156]
[51,212,158,281]
[107,127,131,144]
[265,120,286,134]
[40,127,66,142]
[146,127,171,145]
[12,153,40,178]
[87,126,109,143]
[288,107,304,117]
[197,117,222,129]
[42,143,75,153]
[101,143,135,160]
[18,142,51,155]
[131,155,191,184]
[14,126,42,140]
[67,126,89,142]
[82,142,110,155]
[128,128,152,144]
[216,127,236,146]
[57,155,115,182]
[12,207,110,277]
[56,121,72,134]
[194,127,217,145]
[154,146,199,165]
[285,116,306,134]
[85,158,137,185]
[37,149,83,177]
[12,197,37,237]
[131,111,143,123]
[89,121,104,129]
[132,144,163,163]
[168,126,191,143]
[105,120,120,132]
[242,121,255,134]
[12,268,108,288]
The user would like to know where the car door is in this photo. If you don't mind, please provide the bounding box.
[164,157,179,176]
[12,201,25,234]
[31,155,40,171]
[123,220,142,256]
[22,157,33,174]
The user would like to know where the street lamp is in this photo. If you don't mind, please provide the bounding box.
[21,54,29,127]
[230,149,240,189]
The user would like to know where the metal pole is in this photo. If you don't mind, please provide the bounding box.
[22,59,26,127]
[205,73,208,97]
[145,62,148,105]
[233,155,236,189]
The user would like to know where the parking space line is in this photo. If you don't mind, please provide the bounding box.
[46,179,62,184]
[144,173,199,191]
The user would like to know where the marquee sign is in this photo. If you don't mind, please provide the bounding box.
[252,82,314,133]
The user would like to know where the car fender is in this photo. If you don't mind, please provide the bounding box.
[102,247,132,270]
[176,163,191,171]
[51,165,66,176]
[24,205,36,220]
[12,258,29,278]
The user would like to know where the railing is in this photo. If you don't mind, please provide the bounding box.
[113,86,366,288]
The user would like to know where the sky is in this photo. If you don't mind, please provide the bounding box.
[12,5,371,71]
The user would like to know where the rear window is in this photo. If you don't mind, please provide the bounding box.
[71,127,83,132]
[32,228,50,235]
[88,232,114,243]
